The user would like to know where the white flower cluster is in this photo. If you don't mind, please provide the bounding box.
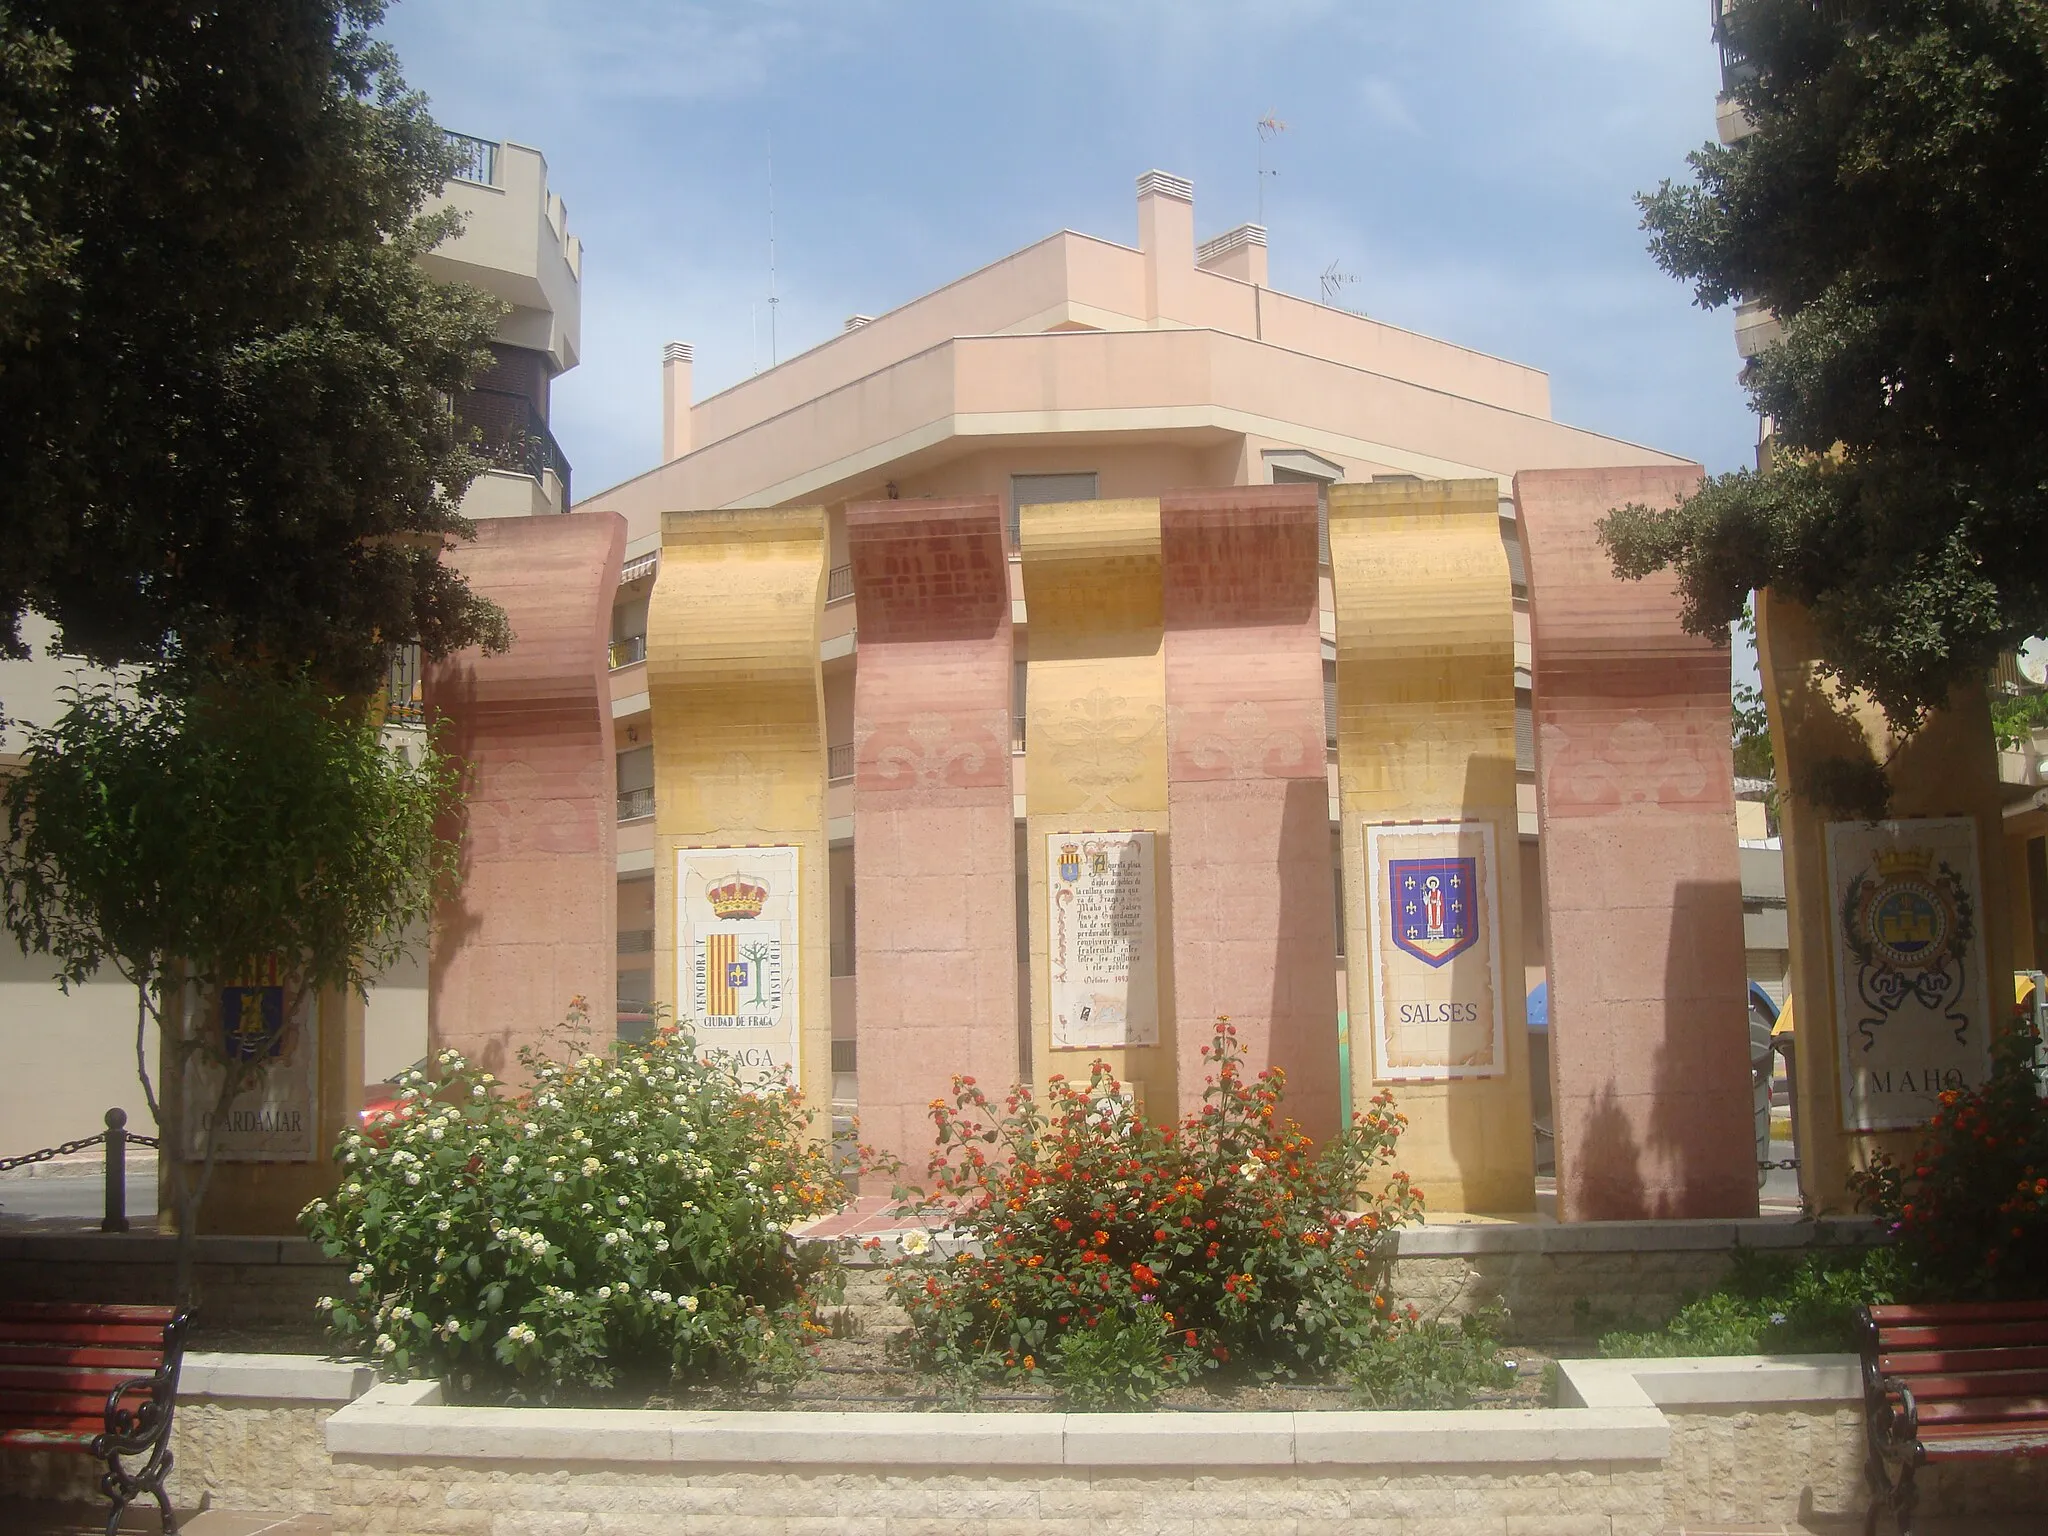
[505,1323,538,1346]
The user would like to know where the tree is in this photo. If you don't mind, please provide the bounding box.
[0,672,460,1299]
[0,1,509,696]
[1602,0,2048,726]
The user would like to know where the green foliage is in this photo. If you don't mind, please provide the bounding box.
[887,1019,1425,1407]
[0,674,457,1004]
[1050,1303,1187,1409]
[1349,1309,1517,1410]
[0,1,508,691]
[0,669,461,1297]
[1732,679,1777,781]
[1602,0,2048,724]
[302,1010,845,1399]
[1989,686,2048,751]
[1597,1248,1895,1358]
[1851,1015,2048,1301]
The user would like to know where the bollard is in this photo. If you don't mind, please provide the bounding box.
[102,1107,128,1232]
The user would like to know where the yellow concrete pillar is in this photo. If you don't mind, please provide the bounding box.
[1756,590,2011,1211]
[1020,498,1175,1119]
[647,507,832,1120]
[1330,479,1536,1215]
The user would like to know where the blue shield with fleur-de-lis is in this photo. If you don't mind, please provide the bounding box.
[1388,857,1477,968]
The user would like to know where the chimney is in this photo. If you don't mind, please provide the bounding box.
[1135,170,1196,325]
[661,341,693,462]
[1197,223,1268,288]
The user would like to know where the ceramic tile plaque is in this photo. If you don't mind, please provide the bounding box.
[182,980,318,1162]
[677,845,803,1083]
[1046,830,1160,1050]
[1363,820,1505,1080]
[1826,817,1992,1130]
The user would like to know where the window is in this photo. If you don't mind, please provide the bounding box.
[1323,659,1338,750]
[1009,472,1098,547]
[1270,464,1333,565]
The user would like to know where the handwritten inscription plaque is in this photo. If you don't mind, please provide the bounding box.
[1046,831,1159,1050]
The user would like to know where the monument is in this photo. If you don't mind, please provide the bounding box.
[1020,497,1175,1117]
[1162,486,1339,1138]
[646,507,833,1118]
[159,981,363,1234]
[1517,466,1756,1221]
[846,495,1018,1174]
[1330,479,1535,1212]
[426,511,625,1078]
[1754,590,2009,1210]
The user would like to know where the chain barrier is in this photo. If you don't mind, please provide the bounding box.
[1759,1157,1801,1171]
[0,1131,108,1174]
[0,1127,158,1174]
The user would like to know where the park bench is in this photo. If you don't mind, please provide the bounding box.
[0,1300,189,1534]
[1857,1298,2048,1535]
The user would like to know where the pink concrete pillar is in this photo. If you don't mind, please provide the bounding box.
[1161,486,1340,1141]
[1517,467,1756,1221]
[426,511,625,1081]
[847,496,1017,1178]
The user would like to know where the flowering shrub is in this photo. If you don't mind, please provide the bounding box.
[1853,1014,2048,1300]
[302,1007,843,1397]
[887,1018,1423,1401]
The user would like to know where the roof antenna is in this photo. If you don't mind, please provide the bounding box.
[1257,112,1287,225]
[766,133,780,367]
[1320,259,1359,310]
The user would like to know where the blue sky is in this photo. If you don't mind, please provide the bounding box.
[380,0,1757,506]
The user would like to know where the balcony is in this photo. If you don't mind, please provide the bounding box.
[445,131,498,188]
[1713,0,1864,95]
[828,743,854,782]
[458,387,571,508]
[609,634,647,670]
[827,563,854,603]
[618,927,655,956]
[617,787,655,822]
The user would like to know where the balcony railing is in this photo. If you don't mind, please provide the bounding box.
[445,131,498,188]
[1713,0,1863,93]
[385,642,424,727]
[826,564,854,602]
[827,743,854,781]
[617,787,655,822]
[457,387,571,507]
[1012,715,1027,751]
[618,927,655,956]
[609,634,647,670]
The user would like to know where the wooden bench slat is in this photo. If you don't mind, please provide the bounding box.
[1914,1393,2048,1425]
[1881,1345,2048,1376]
[0,1425,101,1448]
[0,1303,179,1324]
[0,1342,164,1370]
[0,1364,160,1395]
[0,1386,141,1418]
[0,1320,177,1347]
[1874,1320,2048,1350]
[1880,1369,2048,1401]
[1870,1300,2048,1326]
[1919,1425,2048,1459]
